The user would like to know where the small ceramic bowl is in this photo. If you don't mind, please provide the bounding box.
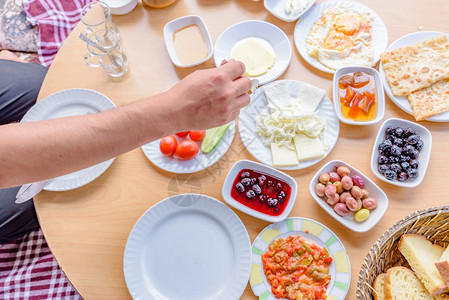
[371,118,432,188]
[222,160,297,223]
[264,0,316,22]
[103,0,138,15]
[163,15,213,68]
[333,66,385,126]
[309,160,388,232]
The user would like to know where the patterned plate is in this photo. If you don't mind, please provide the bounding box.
[250,217,351,300]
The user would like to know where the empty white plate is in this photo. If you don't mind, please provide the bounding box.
[123,194,251,300]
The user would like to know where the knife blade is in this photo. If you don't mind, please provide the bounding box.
[15,180,49,204]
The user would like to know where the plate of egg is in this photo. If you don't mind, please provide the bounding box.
[294,0,388,74]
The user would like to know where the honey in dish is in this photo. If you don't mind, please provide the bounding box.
[338,72,377,121]
[173,24,208,65]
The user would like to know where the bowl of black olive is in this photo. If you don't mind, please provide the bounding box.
[370,118,432,188]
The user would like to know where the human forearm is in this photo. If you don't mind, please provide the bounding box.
[0,91,178,187]
[0,60,251,188]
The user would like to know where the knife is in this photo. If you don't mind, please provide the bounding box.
[15,180,49,204]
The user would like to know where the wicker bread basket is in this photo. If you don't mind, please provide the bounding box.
[356,206,449,299]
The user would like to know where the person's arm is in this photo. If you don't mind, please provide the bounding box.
[0,60,251,188]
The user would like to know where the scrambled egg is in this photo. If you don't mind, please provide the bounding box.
[306,7,374,70]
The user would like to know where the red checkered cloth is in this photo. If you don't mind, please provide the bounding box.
[0,229,82,299]
[22,0,94,67]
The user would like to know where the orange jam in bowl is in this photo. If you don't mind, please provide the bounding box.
[338,71,377,121]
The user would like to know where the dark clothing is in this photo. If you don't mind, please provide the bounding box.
[0,59,47,243]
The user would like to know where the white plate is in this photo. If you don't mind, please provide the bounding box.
[239,80,340,170]
[21,89,116,191]
[123,194,251,300]
[379,31,449,122]
[309,160,389,232]
[214,20,291,85]
[250,217,351,299]
[264,0,316,23]
[141,121,235,174]
[294,0,388,74]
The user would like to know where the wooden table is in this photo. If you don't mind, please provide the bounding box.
[35,0,449,299]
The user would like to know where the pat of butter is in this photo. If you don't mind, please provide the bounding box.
[230,37,276,77]
[271,143,298,167]
[293,134,324,162]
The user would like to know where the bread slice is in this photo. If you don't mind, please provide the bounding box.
[384,266,432,299]
[399,234,448,295]
[373,273,386,300]
[436,246,449,288]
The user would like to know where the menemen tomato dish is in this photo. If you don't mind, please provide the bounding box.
[262,235,333,299]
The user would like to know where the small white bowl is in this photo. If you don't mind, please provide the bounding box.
[264,0,316,22]
[103,0,138,15]
[371,118,432,188]
[163,15,213,68]
[309,160,388,232]
[214,20,291,85]
[333,66,385,126]
[222,160,297,223]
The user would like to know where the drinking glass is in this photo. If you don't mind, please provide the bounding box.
[84,29,128,77]
[81,1,119,34]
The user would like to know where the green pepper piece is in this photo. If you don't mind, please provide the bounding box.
[302,242,312,253]
[301,255,313,266]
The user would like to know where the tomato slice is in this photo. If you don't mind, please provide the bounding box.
[159,135,178,157]
[175,131,190,138]
[175,140,198,160]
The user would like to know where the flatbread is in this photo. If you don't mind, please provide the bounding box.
[381,35,449,96]
[407,79,449,121]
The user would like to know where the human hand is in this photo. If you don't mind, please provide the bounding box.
[167,60,252,131]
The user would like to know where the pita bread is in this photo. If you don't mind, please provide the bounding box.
[381,35,449,96]
[407,79,449,121]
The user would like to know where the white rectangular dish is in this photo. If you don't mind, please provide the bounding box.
[370,118,432,188]
[163,15,213,68]
[222,160,297,223]
[333,66,385,126]
[309,160,388,232]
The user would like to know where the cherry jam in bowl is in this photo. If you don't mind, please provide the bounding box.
[222,160,297,222]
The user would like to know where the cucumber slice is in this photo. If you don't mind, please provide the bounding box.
[200,124,230,153]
